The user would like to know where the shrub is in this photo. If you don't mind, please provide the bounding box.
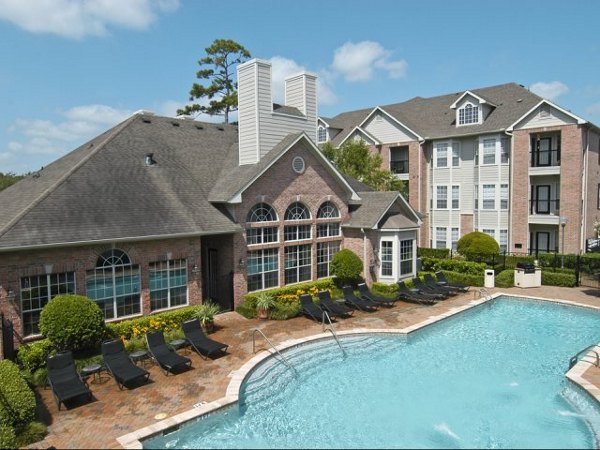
[542,271,576,287]
[371,282,399,297]
[193,302,221,328]
[269,301,301,320]
[437,270,484,287]
[17,338,55,373]
[418,247,450,259]
[457,231,499,261]
[421,258,487,276]
[495,269,515,288]
[15,421,47,447]
[0,360,36,429]
[0,425,16,449]
[330,249,363,285]
[39,294,106,352]
[107,306,198,340]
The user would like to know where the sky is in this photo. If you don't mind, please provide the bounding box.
[1,0,599,175]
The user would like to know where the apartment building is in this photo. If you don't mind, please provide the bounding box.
[318,83,600,255]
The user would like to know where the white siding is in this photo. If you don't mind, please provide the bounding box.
[363,113,416,143]
[515,105,578,130]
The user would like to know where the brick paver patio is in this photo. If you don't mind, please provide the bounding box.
[28,286,600,449]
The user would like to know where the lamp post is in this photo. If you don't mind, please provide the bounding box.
[559,216,567,268]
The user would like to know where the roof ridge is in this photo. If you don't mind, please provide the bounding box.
[0,115,137,240]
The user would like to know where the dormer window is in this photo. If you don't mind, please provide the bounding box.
[458,103,479,125]
[317,125,327,143]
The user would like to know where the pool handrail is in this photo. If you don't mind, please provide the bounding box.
[252,328,298,375]
[569,344,600,369]
[322,310,346,357]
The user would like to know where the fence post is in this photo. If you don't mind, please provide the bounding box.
[575,254,580,287]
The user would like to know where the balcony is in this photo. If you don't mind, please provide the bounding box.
[528,198,560,225]
[529,148,560,176]
[390,160,409,180]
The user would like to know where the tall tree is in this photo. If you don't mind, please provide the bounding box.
[0,172,24,192]
[321,140,406,193]
[177,39,251,124]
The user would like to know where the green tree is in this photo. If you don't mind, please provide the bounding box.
[456,231,500,262]
[321,141,406,193]
[0,172,24,191]
[177,38,251,124]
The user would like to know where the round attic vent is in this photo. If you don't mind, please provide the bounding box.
[292,156,305,174]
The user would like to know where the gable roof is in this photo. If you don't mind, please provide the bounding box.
[0,114,243,251]
[326,83,546,145]
[208,132,361,203]
[343,191,421,230]
[450,90,497,109]
[507,99,588,132]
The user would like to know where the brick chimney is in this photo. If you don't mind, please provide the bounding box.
[237,59,318,166]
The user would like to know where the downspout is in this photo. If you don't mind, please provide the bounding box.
[418,139,426,247]
[504,129,513,252]
[581,127,590,252]
[361,228,369,284]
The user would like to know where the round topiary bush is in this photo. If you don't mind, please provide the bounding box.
[0,360,36,429]
[456,231,499,261]
[39,294,106,352]
[330,249,363,285]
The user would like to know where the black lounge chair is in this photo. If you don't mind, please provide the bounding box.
[435,271,470,292]
[357,283,396,307]
[182,319,228,360]
[411,277,449,300]
[146,331,192,376]
[101,339,150,390]
[396,281,438,305]
[424,273,459,295]
[342,285,378,311]
[46,351,93,410]
[300,294,332,321]
[317,290,354,318]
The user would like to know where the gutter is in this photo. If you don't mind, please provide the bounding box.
[504,129,514,252]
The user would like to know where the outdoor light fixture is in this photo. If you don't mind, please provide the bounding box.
[238,258,246,269]
[5,288,15,303]
[191,264,201,274]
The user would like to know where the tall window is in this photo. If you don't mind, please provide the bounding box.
[436,227,447,249]
[399,240,413,275]
[149,259,187,311]
[285,202,310,221]
[284,202,311,241]
[436,144,448,168]
[483,139,496,165]
[482,184,496,209]
[247,203,277,222]
[21,272,75,336]
[247,248,278,292]
[452,143,460,167]
[86,249,141,320]
[451,228,459,251]
[284,245,311,284]
[390,146,409,174]
[483,229,495,240]
[500,138,510,164]
[500,184,509,210]
[452,185,460,209]
[437,186,448,209]
[317,242,340,278]
[474,185,479,209]
[317,126,327,143]
[459,104,479,125]
[380,240,393,277]
[247,202,278,245]
[317,201,341,237]
[499,230,508,253]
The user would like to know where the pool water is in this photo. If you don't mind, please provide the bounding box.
[145,297,600,449]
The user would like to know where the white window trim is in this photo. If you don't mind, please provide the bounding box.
[435,184,449,210]
[457,101,482,126]
[481,138,497,166]
[451,185,460,210]
[434,143,449,168]
[379,238,395,279]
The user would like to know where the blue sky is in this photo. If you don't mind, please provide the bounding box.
[1,0,599,174]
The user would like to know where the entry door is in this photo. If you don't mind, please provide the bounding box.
[536,137,552,166]
[535,185,551,214]
[205,249,219,303]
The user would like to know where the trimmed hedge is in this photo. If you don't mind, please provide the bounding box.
[330,249,363,285]
[39,294,106,352]
[0,425,16,449]
[0,360,36,429]
[417,247,450,259]
[17,338,55,373]
[107,306,198,340]
[438,270,484,287]
[420,257,486,276]
[495,269,515,288]
[542,271,577,287]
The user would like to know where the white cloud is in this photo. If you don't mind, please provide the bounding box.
[5,104,133,173]
[331,41,407,82]
[586,102,600,116]
[530,81,569,100]
[0,0,179,39]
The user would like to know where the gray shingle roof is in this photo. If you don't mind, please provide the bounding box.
[328,83,546,146]
[344,191,419,229]
[0,114,243,250]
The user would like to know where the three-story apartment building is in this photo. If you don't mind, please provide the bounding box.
[318,83,600,255]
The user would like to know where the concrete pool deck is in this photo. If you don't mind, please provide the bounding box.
[28,285,600,449]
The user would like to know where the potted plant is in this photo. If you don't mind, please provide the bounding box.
[193,302,221,333]
[255,292,275,320]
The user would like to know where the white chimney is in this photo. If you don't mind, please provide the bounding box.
[237,59,318,166]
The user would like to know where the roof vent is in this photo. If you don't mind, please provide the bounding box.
[145,153,156,166]
[195,124,204,130]
[142,117,152,123]
[171,121,180,127]
[216,126,224,131]
[516,98,523,103]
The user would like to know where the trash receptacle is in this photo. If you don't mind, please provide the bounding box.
[484,269,495,288]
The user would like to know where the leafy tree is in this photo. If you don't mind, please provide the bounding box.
[0,172,24,191]
[321,140,406,193]
[177,38,251,124]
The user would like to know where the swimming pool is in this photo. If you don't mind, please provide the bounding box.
[145,296,600,449]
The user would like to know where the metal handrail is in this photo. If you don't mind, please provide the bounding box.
[569,344,600,369]
[252,329,298,375]
[474,287,490,300]
[321,311,346,357]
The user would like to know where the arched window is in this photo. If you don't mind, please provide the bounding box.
[317,125,327,143]
[247,203,277,223]
[317,201,339,219]
[86,249,140,319]
[285,202,310,221]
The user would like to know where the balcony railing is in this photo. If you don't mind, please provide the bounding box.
[530,149,561,167]
[390,160,408,174]
[529,199,560,215]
